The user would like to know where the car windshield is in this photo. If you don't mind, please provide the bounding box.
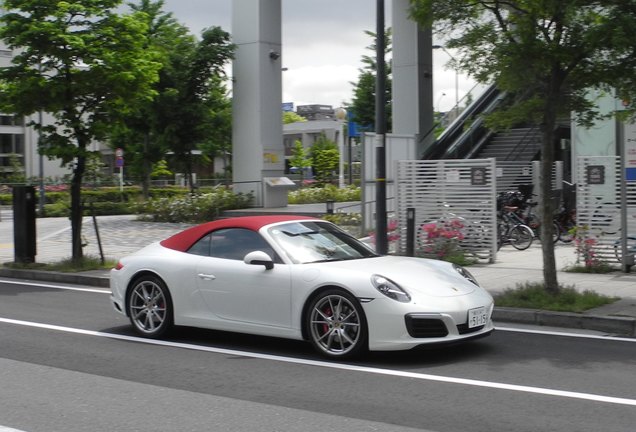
[268,221,378,264]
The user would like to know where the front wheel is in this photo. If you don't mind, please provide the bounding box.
[509,224,534,250]
[127,275,173,338]
[306,289,367,359]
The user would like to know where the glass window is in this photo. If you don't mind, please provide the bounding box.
[268,221,377,264]
[188,228,279,262]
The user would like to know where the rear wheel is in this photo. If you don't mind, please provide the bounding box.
[558,220,576,243]
[127,275,173,338]
[306,289,367,359]
[509,225,534,250]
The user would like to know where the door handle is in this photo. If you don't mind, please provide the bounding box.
[197,273,216,280]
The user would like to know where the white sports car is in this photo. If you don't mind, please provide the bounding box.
[110,215,494,359]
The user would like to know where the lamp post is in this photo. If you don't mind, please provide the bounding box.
[432,45,459,112]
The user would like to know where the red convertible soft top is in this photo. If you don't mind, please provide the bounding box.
[159,215,320,252]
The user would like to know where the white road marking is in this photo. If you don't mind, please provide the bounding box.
[496,326,636,343]
[2,279,635,343]
[0,278,109,294]
[1,317,635,407]
[0,426,29,432]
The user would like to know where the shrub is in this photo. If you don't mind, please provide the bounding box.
[288,184,360,204]
[136,187,253,223]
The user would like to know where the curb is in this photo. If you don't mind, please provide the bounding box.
[493,307,636,337]
[0,268,110,288]
[1,268,634,337]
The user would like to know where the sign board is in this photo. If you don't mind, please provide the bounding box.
[624,122,636,181]
[264,177,295,187]
[471,167,487,185]
[586,165,605,185]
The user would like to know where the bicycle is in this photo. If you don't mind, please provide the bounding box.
[517,198,561,244]
[614,235,636,264]
[554,206,576,243]
[419,203,494,260]
[498,190,559,243]
[497,205,534,250]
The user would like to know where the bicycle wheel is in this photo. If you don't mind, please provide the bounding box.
[551,221,560,243]
[509,224,534,250]
[496,218,506,251]
[558,220,575,243]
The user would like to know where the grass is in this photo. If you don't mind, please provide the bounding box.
[563,263,616,273]
[494,282,619,313]
[4,255,116,273]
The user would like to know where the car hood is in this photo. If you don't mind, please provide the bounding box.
[318,256,478,297]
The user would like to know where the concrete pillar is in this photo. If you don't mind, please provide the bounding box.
[392,0,434,158]
[232,0,283,206]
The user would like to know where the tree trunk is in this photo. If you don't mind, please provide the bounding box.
[70,153,86,264]
[540,92,560,294]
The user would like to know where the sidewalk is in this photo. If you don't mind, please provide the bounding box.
[1,211,635,336]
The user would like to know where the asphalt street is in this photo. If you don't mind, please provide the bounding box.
[1,212,635,337]
[1,278,635,432]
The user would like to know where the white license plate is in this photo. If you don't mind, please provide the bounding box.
[468,306,488,328]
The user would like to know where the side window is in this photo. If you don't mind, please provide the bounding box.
[187,234,211,256]
[189,228,279,261]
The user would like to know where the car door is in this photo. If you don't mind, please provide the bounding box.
[193,228,293,328]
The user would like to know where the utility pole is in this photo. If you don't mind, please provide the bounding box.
[375,0,388,254]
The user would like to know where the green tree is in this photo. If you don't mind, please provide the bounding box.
[0,0,161,262]
[348,29,392,132]
[310,135,339,185]
[283,111,307,124]
[409,0,636,293]
[197,76,233,180]
[288,140,312,181]
[155,26,234,192]
[111,0,191,198]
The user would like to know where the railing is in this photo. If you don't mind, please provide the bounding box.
[422,84,505,160]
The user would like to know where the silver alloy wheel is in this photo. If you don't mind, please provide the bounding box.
[308,292,363,357]
[128,278,170,336]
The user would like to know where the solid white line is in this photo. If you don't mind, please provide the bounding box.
[496,325,636,343]
[1,317,635,407]
[0,279,109,294]
[0,426,29,432]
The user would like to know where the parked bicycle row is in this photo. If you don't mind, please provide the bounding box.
[496,186,576,249]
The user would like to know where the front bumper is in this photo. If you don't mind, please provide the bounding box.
[362,296,495,351]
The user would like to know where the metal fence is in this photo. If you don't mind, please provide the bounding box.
[395,159,498,262]
[576,156,636,267]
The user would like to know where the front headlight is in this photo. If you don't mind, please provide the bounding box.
[371,274,411,303]
[453,264,479,286]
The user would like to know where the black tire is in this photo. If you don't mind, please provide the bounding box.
[509,224,534,250]
[552,222,561,243]
[127,275,173,338]
[306,289,367,359]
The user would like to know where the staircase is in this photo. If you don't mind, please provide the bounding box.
[476,127,541,161]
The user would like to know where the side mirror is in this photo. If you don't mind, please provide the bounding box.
[244,250,274,270]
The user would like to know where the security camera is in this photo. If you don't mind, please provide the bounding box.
[269,50,280,60]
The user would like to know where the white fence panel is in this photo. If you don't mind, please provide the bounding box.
[576,156,636,266]
[396,159,498,261]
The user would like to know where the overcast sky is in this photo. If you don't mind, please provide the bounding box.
[158,0,476,112]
